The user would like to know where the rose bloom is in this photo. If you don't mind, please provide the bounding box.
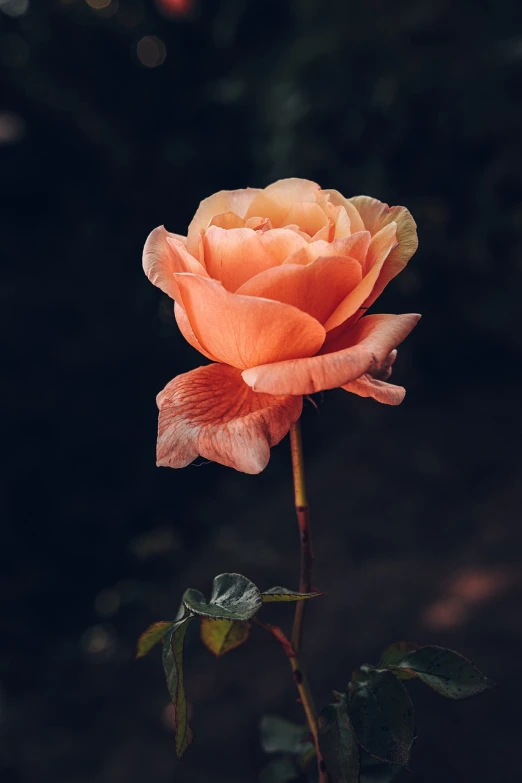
[143,178,420,473]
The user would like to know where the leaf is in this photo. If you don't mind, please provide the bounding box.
[200,617,251,657]
[260,715,311,755]
[259,755,302,783]
[347,669,415,767]
[387,645,493,699]
[182,573,262,621]
[136,621,173,659]
[378,642,420,678]
[318,696,359,783]
[359,750,401,783]
[162,616,194,758]
[261,587,325,603]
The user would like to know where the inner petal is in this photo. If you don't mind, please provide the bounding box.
[202,225,276,291]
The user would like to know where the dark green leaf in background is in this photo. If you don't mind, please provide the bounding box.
[162,616,194,758]
[260,715,311,755]
[385,645,493,699]
[318,697,359,783]
[378,642,420,678]
[261,587,324,603]
[200,617,251,656]
[259,755,302,783]
[182,573,262,621]
[136,621,174,659]
[348,669,415,767]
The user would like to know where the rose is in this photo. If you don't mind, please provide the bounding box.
[143,178,420,473]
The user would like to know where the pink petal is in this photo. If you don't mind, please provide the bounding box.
[348,196,418,307]
[175,273,326,369]
[143,226,207,302]
[174,303,218,361]
[186,188,260,258]
[236,255,362,325]
[342,375,406,405]
[202,226,276,291]
[241,313,420,395]
[156,364,303,473]
[323,223,398,331]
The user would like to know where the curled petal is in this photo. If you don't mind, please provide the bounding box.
[156,364,303,473]
[349,196,418,306]
[209,212,245,230]
[282,202,329,237]
[174,303,218,361]
[342,375,406,405]
[203,226,276,291]
[244,178,320,227]
[284,232,370,267]
[242,313,420,395]
[143,226,207,302]
[258,228,310,264]
[175,273,326,369]
[323,223,398,331]
[186,188,260,258]
[236,255,362,324]
[322,189,366,233]
[263,177,321,202]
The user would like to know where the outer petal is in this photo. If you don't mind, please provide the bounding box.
[186,188,260,258]
[175,273,326,369]
[143,226,207,302]
[342,375,406,405]
[323,223,398,331]
[156,364,303,474]
[202,226,276,291]
[174,303,218,361]
[236,256,362,324]
[349,196,418,306]
[242,313,420,395]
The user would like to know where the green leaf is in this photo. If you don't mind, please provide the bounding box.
[200,617,251,657]
[347,669,415,767]
[260,715,311,755]
[261,587,324,603]
[259,756,302,783]
[359,750,401,783]
[162,616,194,758]
[182,573,262,621]
[136,621,173,659]
[387,645,493,699]
[378,642,420,678]
[318,696,359,783]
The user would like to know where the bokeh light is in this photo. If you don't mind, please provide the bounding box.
[136,35,166,68]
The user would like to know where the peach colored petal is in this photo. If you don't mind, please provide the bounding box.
[143,226,207,302]
[342,375,406,405]
[245,216,273,231]
[349,196,418,307]
[202,226,276,291]
[209,211,245,230]
[258,228,310,264]
[310,221,334,242]
[323,223,398,331]
[282,202,329,237]
[283,232,371,267]
[242,313,420,395]
[156,364,303,474]
[264,177,321,201]
[175,273,326,369]
[322,189,366,233]
[186,188,260,258]
[236,256,362,324]
[174,303,218,361]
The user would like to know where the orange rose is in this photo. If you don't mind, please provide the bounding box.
[143,178,420,473]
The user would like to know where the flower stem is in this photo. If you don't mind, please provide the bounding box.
[288,419,328,783]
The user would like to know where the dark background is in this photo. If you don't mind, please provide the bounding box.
[2,0,522,781]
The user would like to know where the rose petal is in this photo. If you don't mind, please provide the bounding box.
[175,273,326,369]
[263,177,321,202]
[209,211,246,230]
[323,223,398,331]
[156,364,303,474]
[342,375,406,405]
[186,188,260,258]
[283,232,371,267]
[244,178,321,227]
[349,196,418,307]
[281,202,329,237]
[174,303,218,361]
[258,228,310,264]
[241,313,420,395]
[143,226,207,302]
[202,226,276,291]
[236,255,362,324]
[322,189,366,233]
